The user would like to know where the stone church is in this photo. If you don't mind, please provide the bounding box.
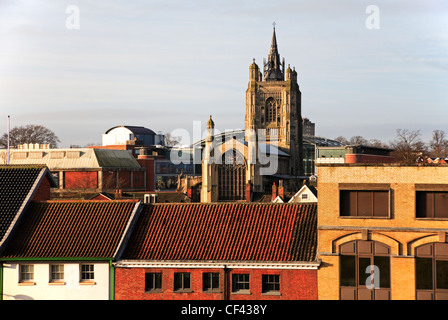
[186,26,304,203]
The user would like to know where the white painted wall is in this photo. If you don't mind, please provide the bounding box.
[102,127,134,146]
[2,262,111,300]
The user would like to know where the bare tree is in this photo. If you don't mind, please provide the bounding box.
[164,133,181,147]
[428,130,448,158]
[334,136,349,145]
[367,139,390,148]
[390,129,427,164]
[0,124,60,148]
[348,135,368,145]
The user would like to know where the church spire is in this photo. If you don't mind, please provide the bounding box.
[263,23,285,81]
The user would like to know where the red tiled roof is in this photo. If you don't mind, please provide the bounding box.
[121,203,317,262]
[0,200,139,259]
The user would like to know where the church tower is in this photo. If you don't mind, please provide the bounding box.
[245,25,303,176]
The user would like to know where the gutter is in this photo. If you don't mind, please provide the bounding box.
[114,259,321,270]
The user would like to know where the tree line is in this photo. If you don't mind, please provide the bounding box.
[334,129,448,164]
[1,124,447,165]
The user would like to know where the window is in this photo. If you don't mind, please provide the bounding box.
[145,272,162,292]
[80,264,95,282]
[340,190,389,217]
[416,191,448,218]
[174,272,191,292]
[203,272,220,292]
[265,98,277,123]
[339,240,391,300]
[50,264,64,283]
[415,242,448,300]
[301,193,309,200]
[262,274,280,293]
[232,274,250,293]
[19,264,34,283]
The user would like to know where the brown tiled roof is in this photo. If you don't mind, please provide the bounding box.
[0,200,139,259]
[121,203,317,262]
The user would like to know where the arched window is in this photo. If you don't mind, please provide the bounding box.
[218,150,246,201]
[415,242,448,300]
[265,98,277,123]
[339,240,391,300]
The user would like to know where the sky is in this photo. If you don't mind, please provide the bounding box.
[0,0,447,147]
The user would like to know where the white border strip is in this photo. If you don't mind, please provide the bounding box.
[114,259,321,270]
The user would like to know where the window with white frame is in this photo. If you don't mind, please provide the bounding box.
[80,264,95,282]
[50,264,64,282]
[19,264,34,283]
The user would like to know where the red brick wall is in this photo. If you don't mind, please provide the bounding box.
[117,171,131,189]
[345,154,395,163]
[32,175,52,201]
[102,171,116,189]
[115,267,317,300]
[137,158,155,191]
[64,171,98,189]
[133,171,145,189]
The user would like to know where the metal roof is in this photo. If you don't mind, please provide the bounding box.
[0,148,141,169]
[104,125,156,136]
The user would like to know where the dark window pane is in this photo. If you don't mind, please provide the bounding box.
[211,273,219,289]
[416,258,433,290]
[232,274,250,292]
[416,192,434,218]
[358,192,373,216]
[358,257,371,287]
[434,192,448,218]
[203,273,210,290]
[436,260,448,290]
[174,272,190,291]
[184,273,191,289]
[373,191,389,217]
[262,274,280,293]
[374,256,390,288]
[340,191,358,216]
[145,273,162,291]
[203,273,219,291]
[340,255,356,287]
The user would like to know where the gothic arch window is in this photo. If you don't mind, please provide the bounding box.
[339,240,391,300]
[218,149,246,201]
[265,97,277,123]
[415,242,448,300]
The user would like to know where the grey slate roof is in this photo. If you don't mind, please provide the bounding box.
[0,165,55,248]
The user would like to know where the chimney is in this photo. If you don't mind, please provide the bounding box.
[278,180,284,200]
[272,182,277,201]
[246,182,252,202]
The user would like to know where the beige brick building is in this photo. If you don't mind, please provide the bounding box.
[317,163,448,300]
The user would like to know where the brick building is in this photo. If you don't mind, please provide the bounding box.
[114,202,318,300]
[0,145,146,196]
[0,200,140,300]
[316,163,448,300]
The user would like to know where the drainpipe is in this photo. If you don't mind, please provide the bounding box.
[110,260,115,300]
[0,262,3,300]
[223,265,229,300]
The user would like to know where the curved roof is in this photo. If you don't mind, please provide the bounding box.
[105,126,156,136]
